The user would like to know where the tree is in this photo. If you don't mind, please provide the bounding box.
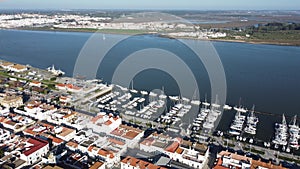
[0,149,4,158]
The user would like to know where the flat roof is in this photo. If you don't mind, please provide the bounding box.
[43,165,63,169]
[58,127,75,137]
[66,141,78,148]
[123,131,139,140]
[152,141,168,149]
[89,162,104,169]
[251,159,287,169]
[165,141,179,153]
[121,156,167,169]
[194,143,208,154]
[12,64,27,70]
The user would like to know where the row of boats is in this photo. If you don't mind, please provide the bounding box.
[272,114,299,150]
[189,97,224,140]
[103,84,298,152]
[229,106,259,136]
[157,103,192,125]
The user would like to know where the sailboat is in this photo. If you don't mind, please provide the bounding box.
[233,98,247,113]
[140,90,148,95]
[191,89,201,105]
[159,86,167,100]
[223,104,232,110]
[202,95,210,107]
[129,80,138,94]
[47,65,65,76]
[169,95,180,101]
[272,114,288,146]
[244,105,259,135]
[288,115,299,149]
[211,95,221,108]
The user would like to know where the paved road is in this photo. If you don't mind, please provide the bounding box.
[212,135,300,163]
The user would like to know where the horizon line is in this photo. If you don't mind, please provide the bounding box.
[0,8,300,11]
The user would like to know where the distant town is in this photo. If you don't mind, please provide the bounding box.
[1,10,300,45]
[0,12,228,39]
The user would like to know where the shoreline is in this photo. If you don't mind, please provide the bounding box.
[210,38,300,47]
[2,27,300,47]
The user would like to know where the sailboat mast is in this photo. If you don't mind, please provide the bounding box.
[282,114,287,126]
[293,115,297,126]
[251,105,255,117]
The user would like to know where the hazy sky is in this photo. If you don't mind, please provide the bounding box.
[0,0,299,10]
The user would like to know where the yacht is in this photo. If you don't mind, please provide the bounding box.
[138,98,145,103]
[191,89,201,105]
[233,106,247,113]
[272,114,288,146]
[229,107,246,135]
[140,90,148,95]
[229,130,240,135]
[202,101,210,107]
[202,96,222,133]
[288,115,299,149]
[169,95,179,101]
[244,105,259,135]
[159,94,167,100]
[191,100,201,105]
[129,80,138,94]
[47,65,65,76]
[223,104,232,110]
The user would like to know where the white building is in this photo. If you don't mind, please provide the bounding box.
[0,94,23,108]
[20,138,49,165]
[88,112,122,134]
[56,127,76,141]
[213,151,252,169]
[165,141,209,169]
[29,81,42,87]
[2,63,27,72]
[140,134,210,169]
[110,124,144,149]
[55,83,82,93]
[140,132,173,154]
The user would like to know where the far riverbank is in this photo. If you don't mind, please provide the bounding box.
[4,27,300,47]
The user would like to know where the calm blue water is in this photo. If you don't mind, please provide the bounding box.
[0,29,300,141]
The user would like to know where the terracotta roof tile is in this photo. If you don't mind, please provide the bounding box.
[104,120,112,126]
[165,141,179,153]
[123,131,139,140]
[66,141,78,148]
[98,149,114,159]
[108,138,125,145]
[89,162,104,169]
[121,156,167,169]
[175,147,184,154]
[213,158,228,169]
[23,138,48,156]
[91,115,103,123]
[251,159,287,169]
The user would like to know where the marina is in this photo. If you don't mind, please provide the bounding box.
[83,80,300,157]
[101,83,300,157]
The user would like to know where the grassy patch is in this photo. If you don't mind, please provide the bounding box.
[223,29,300,46]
